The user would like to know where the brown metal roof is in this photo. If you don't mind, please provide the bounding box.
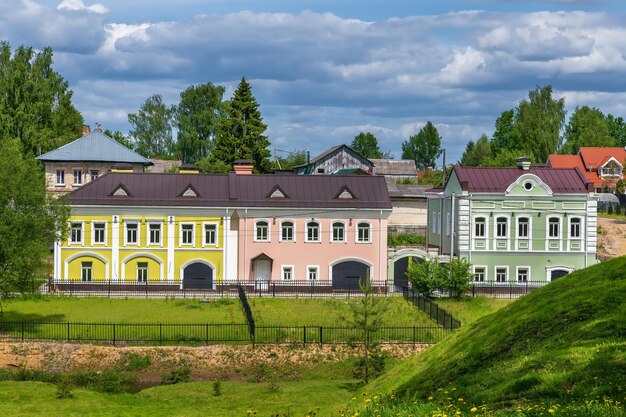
[70,172,392,209]
[452,165,594,194]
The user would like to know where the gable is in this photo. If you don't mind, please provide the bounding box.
[266,185,289,199]
[179,183,200,198]
[335,185,357,199]
[505,174,553,197]
[110,183,131,197]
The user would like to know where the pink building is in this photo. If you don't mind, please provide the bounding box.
[232,163,391,288]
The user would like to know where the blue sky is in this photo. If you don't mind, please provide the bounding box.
[3,0,626,164]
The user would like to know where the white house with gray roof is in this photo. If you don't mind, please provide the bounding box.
[37,125,152,194]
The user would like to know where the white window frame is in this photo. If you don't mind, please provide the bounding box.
[73,169,82,185]
[305,220,321,243]
[431,212,437,233]
[137,262,148,282]
[69,221,84,245]
[81,261,92,282]
[445,212,451,237]
[92,222,106,245]
[516,266,531,283]
[495,216,508,238]
[124,221,139,246]
[332,221,346,243]
[279,220,295,242]
[356,221,372,243]
[516,216,531,240]
[472,265,487,282]
[180,222,195,246]
[495,266,508,283]
[281,265,294,281]
[90,170,99,181]
[254,220,270,242]
[569,217,582,240]
[546,215,562,251]
[474,217,486,238]
[203,222,218,246]
[148,221,162,246]
[55,169,65,186]
[307,265,319,281]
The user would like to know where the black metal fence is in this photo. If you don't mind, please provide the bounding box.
[402,287,461,329]
[43,280,392,298]
[469,280,549,299]
[0,321,450,346]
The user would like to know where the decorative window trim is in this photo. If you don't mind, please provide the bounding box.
[472,265,487,282]
[179,222,195,246]
[495,216,509,238]
[494,265,509,283]
[254,220,271,242]
[81,261,93,282]
[472,216,489,250]
[355,221,372,244]
[136,261,149,282]
[91,222,107,246]
[147,221,163,246]
[55,169,65,186]
[307,265,320,281]
[305,220,321,243]
[281,265,294,281]
[568,217,583,240]
[68,221,84,245]
[202,222,219,247]
[546,215,562,251]
[331,221,347,243]
[123,220,140,246]
[516,266,531,283]
[516,216,531,240]
[279,220,295,243]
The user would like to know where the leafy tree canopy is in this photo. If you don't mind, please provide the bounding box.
[562,106,613,154]
[0,42,83,156]
[491,109,516,153]
[351,132,383,159]
[103,129,135,152]
[128,94,176,158]
[606,114,626,148]
[0,138,69,304]
[211,77,270,173]
[460,134,492,166]
[481,148,529,167]
[271,150,308,171]
[176,82,225,163]
[401,121,443,170]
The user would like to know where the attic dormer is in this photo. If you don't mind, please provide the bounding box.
[179,183,200,198]
[335,185,357,200]
[267,185,289,199]
[110,183,131,197]
[599,157,622,179]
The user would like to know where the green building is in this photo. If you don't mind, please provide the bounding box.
[426,160,598,282]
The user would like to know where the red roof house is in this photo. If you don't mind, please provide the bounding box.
[547,147,626,192]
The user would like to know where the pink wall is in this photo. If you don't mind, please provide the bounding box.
[236,216,388,284]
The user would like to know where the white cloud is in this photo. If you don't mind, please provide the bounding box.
[57,0,108,14]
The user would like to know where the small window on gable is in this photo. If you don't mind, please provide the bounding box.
[111,184,130,197]
[267,185,288,199]
[180,184,199,198]
[335,186,356,200]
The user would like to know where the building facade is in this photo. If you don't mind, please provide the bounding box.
[294,145,374,175]
[55,169,391,289]
[548,147,626,193]
[427,163,598,282]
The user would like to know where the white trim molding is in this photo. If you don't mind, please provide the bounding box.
[121,252,164,282]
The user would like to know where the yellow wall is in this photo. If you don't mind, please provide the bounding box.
[66,254,108,282]
[123,255,163,282]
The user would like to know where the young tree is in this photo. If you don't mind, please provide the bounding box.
[491,109,516,153]
[128,94,176,158]
[175,82,225,163]
[460,134,492,166]
[406,259,444,297]
[351,132,383,159]
[344,280,386,384]
[211,78,271,172]
[0,138,69,307]
[401,121,443,170]
[513,85,566,163]
[606,114,626,148]
[440,258,473,299]
[0,42,83,156]
[562,106,613,154]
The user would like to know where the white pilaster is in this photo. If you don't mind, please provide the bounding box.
[167,216,175,282]
[111,215,119,282]
[226,215,238,282]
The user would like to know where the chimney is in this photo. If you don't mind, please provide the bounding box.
[82,124,91,136]
[516,156,531,171]
[233,159,254,175]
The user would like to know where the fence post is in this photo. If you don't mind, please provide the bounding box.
[145,280,148,298]
[21,322,25,342]
[303,325,307,347]
[412,326,416,347]
[272,283,275,298]
[472,284,475,297]
[159,323,163,345]
[319,326,323,347]
[113,323,116,346]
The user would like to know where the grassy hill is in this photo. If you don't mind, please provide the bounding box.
[367,256,626,408]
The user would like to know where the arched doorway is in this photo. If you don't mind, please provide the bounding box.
[549,269,570,281]
[332,260,370,290]
[393,256,423,289]
[183,262,213,289]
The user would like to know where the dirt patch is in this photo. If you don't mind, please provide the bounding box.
[597,217,626,259]
[0,342,427,387]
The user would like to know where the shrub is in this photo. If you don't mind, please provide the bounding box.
[55,376,74,399]
[406,259,444,297]
[122,352,152,371]
[440,258,473,299]
[212,378,222,396]
[161,366,192,385]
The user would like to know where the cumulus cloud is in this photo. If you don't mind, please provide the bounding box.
[2,1,626,161]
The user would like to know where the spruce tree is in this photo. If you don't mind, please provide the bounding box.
[211,78,270,173]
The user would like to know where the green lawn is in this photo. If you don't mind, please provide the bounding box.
[1,295,437,327]
[436,296,513,325]
[0,379,354,417]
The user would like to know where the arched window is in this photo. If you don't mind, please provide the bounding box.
[570,218,581,238]
[548,217,560,238]
[255,220,269,241]
[306,221,320,242]
[357,222,371,243]
[474,217,486,238]
[332,222,345,242]
[517,217,529,239]
[281,221,294,242]
[496,217,508,238]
